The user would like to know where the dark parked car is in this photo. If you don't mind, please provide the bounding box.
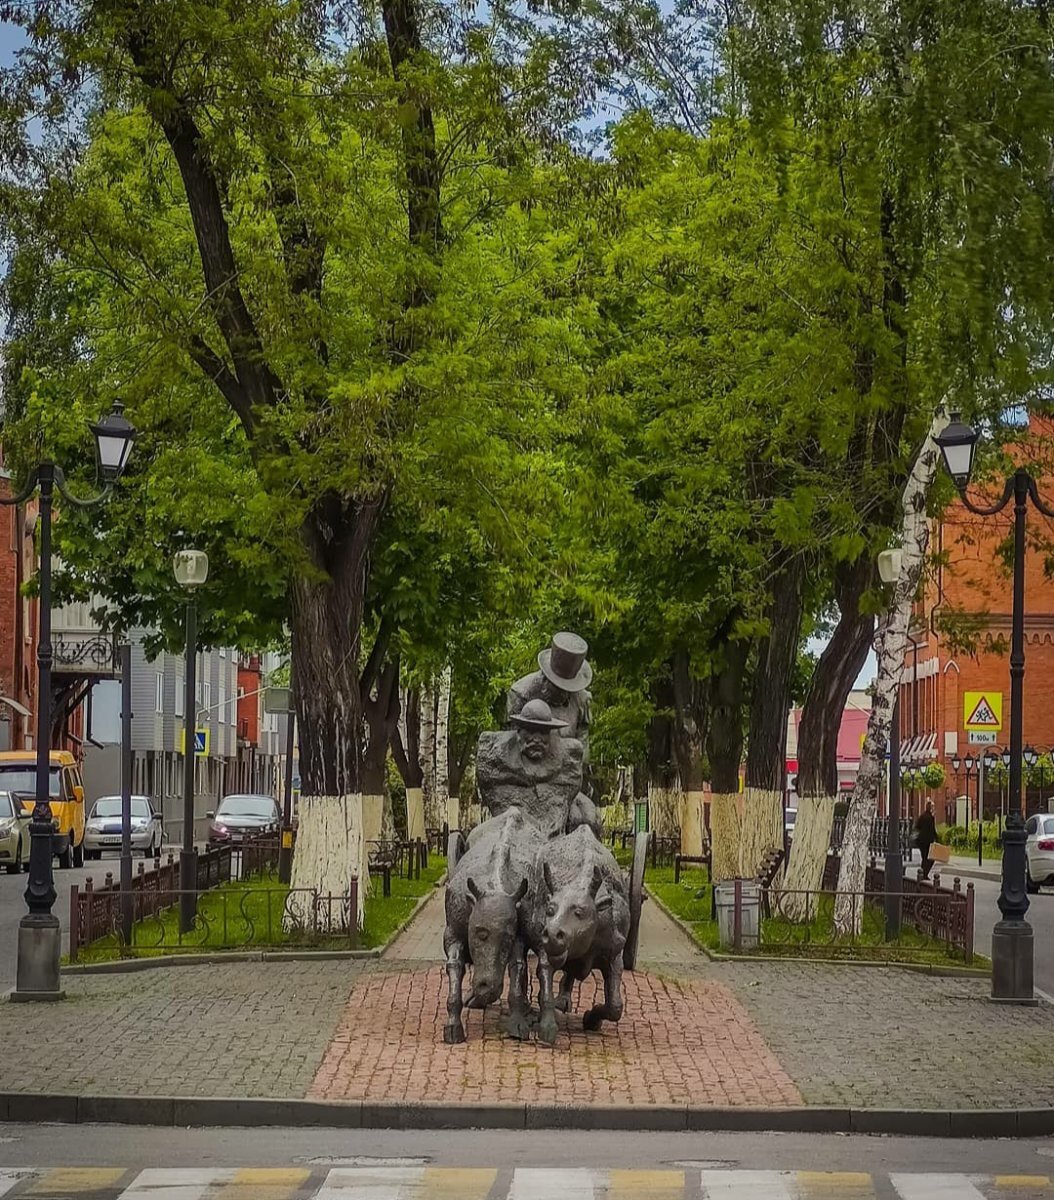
[208,794,280,844]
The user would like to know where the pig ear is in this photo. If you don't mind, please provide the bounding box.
[543,862,555,895]
[512,878,529,906]
[589,865,603,898]
[467,877,482,904]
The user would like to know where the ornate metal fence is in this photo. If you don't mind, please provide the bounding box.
[69,833,282,959]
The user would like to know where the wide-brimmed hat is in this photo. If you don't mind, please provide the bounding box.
[510,698,568,731]
[538,631,592,693]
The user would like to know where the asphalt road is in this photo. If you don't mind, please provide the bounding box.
[0,848,176,992]
[0,1124,1048,1178]
[968,873,1054,996]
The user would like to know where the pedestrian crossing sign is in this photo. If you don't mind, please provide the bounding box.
[180,727,210,756]
[964,691,1002,732]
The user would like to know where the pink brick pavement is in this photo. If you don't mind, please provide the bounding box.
[308,965,802,1107]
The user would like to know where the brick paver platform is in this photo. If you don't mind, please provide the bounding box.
[308,965,802,1107]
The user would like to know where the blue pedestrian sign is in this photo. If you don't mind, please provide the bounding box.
[180,728,210,756]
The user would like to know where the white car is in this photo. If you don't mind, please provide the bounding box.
[84,795,165,859]
[1025,813,1054,893]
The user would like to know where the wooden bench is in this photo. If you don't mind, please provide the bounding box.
[674,836,712,884]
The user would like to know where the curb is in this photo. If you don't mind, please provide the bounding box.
[0,1092,1047,1137]
[646,888,991,978]
[61,871,447,976]
[947,864,1001,884]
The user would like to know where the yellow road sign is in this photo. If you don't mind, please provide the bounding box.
[179,727,210,756]
[964,691,1002,732]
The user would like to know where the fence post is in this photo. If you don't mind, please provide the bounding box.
[349,874,359,949]
[69,884,79,963]
[84,876,94,946]
[965,882,975,963]
[733,877,742,952]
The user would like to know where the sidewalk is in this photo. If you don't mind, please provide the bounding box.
[1,890,1053,1119]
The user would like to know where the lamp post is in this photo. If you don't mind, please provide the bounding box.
[877,547,904,938]
[1,402,136,1000]
[936,411,1042,1004]
[174,549,209,935]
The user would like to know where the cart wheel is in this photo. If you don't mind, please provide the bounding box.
[624,831,649,971]
[447,830,466,872]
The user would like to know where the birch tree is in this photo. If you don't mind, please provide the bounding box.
[834,411,945,934]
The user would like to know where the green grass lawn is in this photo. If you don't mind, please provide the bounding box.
[645,863,982,967]
[72,855,446,961]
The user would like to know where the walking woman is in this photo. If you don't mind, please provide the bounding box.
[915,800,938,879]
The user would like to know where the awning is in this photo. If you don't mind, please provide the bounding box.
[900,732,937,763]
[0,695,31,719]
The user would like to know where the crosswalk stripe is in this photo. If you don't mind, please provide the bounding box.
[606,1170,684,1199]
[509,1169,596,1199]
[420,1169,496,1199]
[796,1173,875,1198]
[315,1168,426,1199]
[27,1168,129,1195]
[994,1179,1053,1191]
[890,1175,988,1200]
[122,1169,236,1199]
[701,1170,794,1199]
[0,1172,32,1199]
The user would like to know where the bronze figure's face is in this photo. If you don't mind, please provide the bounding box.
[518,726,550,761]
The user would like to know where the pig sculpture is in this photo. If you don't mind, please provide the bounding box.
[442,808,543,1043]
[525,825,630,1045]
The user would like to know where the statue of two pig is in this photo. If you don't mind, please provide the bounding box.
[442,634,635,1045]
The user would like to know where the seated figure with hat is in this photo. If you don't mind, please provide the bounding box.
[476,699,585,840]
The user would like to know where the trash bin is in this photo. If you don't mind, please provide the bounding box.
[715,880,761,950]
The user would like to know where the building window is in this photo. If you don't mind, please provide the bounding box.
[175,678,184,718]
[219,685,227,727]
[156,673,164,714]
[203,681,211,718]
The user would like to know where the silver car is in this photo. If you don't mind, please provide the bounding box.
[84,795,165,860]
[1026,812,1054,893]
[0,790,31,875]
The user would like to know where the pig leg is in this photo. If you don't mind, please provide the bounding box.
[443,938,468,1044]
[501,938,532,1040]
[583,952,625,1031]
[535,950,559,1045]
[554,971,574,1013]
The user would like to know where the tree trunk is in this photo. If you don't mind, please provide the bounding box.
[742,557,804,878]
[361,659,399,861]
[835,409,945,934]
[671,651,707,856]
[436,666,454,829]
[286,498,382,929]
[392,688,425,840]
[707,637,749,880]
[420,683,438,827]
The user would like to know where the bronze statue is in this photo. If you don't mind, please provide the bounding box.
[507,632,592,756]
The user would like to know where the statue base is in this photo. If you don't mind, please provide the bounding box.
[990,919,1037,1005]
[11,914,65,1001]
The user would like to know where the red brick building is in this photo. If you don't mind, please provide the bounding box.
[0,448,37,751]
[899,416,1054,821]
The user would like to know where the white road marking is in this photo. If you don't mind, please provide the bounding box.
[700,1170,795,1199]
[510,1168,596,1200]
[890,1175,988,1200]
[121,1168,236,1198]
[0,1170,32,1198]
[315,1167,425,1198]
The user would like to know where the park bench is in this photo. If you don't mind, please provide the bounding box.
[674,833,712,884]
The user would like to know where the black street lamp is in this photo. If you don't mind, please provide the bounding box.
[936,411,1045,1004]
[173,549,209,934]
[1,402,136,1000]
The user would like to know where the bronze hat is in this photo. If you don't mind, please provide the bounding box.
[510,698,568,731]
[538,631,592,693]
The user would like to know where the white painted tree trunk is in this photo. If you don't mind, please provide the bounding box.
[286,793,367,930]
[436,666,453,827]
[781,793,836,921]
[406,786,425,840]
[362,793,385,848]
[420,683,438,827]
[835,408,945,935]
[648,783,680,837]
[710,792,743,882]
[679,791,706,856]
[739,787,783,879]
